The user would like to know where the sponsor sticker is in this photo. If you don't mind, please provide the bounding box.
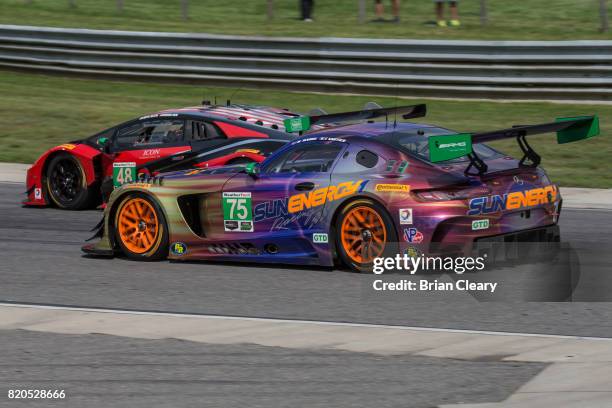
[288,180,367,214]
[34,188,42,200]
[404,246,420,259]
[223,192,253,232]
[472,219,490,231]
[170,242,187,256]
[224,220,239,231]
[113,162,136,188]
[375,184,410,193]
[467,185,558,216]
[403,228,424,244]
[313,233,328,244]
[284,117,311,133]
[399,208,413,225]
[59,144,77,150]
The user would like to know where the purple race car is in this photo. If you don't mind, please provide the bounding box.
[82,104,599,272]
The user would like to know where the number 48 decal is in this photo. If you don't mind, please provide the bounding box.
[113,162,136,188]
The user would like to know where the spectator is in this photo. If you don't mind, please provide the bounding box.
[434,0,460,27]
[373,0,400,23]
[300,0,314,22]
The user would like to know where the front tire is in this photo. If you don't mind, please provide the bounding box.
[113,193,168,260]
[45,153,94,210]
[335,199,398,273]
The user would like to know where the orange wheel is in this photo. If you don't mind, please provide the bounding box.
[340,206,387,264]
[114,193,167,260]
[335,200,397,273]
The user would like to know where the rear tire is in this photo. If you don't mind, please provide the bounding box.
[45,153,95,210]
[335,199,398,273]
[113,193,168,261]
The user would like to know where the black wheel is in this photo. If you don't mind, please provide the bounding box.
[335,199,398,273]
[45,153,95,210]
[113,192,169,261]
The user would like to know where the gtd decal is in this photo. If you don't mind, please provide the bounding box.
[403,228,423,244]
[468,185,558,216]
[288,180,368,214]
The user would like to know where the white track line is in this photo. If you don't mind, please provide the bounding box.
[1,302,611,342]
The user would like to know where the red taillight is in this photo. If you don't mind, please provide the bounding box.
[413,186,491,202]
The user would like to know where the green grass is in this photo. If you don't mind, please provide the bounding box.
[0,0,611,40]
[0,70,610,187]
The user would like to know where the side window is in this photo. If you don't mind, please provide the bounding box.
[264,142,344,174]
[115,119,185,149]
[333,147,383,174]
[188,120,225,141]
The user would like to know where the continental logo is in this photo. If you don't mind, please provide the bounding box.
[375,184,410,193]
[288,180,368,214]
[468,185,558,216]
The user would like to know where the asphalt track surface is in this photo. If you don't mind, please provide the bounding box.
[0,329,544,408]
[1,182,612,337]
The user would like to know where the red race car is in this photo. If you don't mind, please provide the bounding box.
[24,102,319,210]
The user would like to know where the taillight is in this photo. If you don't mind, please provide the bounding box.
[413,186,491,202]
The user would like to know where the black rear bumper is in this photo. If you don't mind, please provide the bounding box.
[473,225,561,263]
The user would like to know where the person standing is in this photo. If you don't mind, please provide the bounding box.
[301,0,314,22]
[373,0,401,23]
[434,0,460,27]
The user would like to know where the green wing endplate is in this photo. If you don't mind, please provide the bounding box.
[428,115,600,163]
[556,116,600,144]
[429,133,473,163]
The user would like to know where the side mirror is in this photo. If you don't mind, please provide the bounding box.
[244,162,260,178]
[98,137,110,153]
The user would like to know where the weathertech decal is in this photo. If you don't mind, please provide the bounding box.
[222,192,254,232]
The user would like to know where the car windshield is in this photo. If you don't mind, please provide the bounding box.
[381,127,503,164]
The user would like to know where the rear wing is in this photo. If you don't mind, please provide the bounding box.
[283,104,427,133]
[428,116,600,175]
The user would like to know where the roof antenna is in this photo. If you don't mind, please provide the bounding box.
[228,86,245,107]
[202,90,211,106]
[393,84,399,128]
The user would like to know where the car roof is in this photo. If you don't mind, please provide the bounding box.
[153,104,325,134]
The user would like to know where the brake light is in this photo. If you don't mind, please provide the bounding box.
[413,186,491,202]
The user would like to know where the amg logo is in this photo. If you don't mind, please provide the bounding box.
[438,142,467,149]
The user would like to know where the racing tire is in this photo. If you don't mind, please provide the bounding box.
[335,199,398,273]
[113,193,168,261]
[45,153,95,210]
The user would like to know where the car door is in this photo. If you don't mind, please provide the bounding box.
[219,140,348,241]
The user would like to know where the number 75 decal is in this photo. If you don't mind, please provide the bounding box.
[222,192,254,232]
